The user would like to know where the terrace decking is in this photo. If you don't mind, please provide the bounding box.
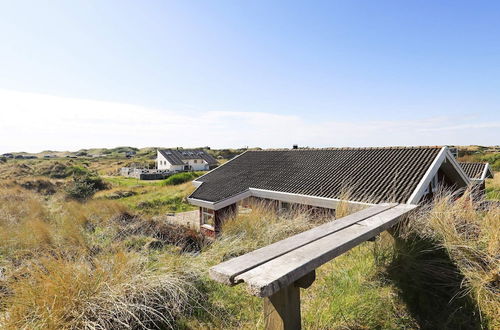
[209,203,418,329]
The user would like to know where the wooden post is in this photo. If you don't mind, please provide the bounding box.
[264,283,301,330]
[263,271,315,330]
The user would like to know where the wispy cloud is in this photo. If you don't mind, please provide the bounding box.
[419,122,500,132]
[0,89,497,153]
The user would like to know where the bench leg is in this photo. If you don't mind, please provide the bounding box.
[264,284,301,330]
[263,271,316,330]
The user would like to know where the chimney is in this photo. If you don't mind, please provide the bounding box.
[292,144,298,149]
[448,147,458,158]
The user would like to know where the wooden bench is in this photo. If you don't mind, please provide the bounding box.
[209,203,418,329]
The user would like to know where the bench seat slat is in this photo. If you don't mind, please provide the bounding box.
[209,203,398,285]
[234,204,417,297]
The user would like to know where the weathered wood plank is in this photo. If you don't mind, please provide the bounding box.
[235,204,417,297]
[209,203,397,285]
[264,284,301,330]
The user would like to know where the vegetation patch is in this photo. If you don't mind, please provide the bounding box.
[104,176,163,187]
[0,152,497,329]
[17,178,59,195]
[459,150,500,171]
[34,161,71,178]
[65,174,108,201]
[395,190,500,328]
[104,190,137,199]
[485,175,500,200]
[163,171,203,186]
[136,196,190,212]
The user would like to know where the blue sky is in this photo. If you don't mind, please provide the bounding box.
[0,1,499,152]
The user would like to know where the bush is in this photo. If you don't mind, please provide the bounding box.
[163,172,202,186]
[65,175,108,201]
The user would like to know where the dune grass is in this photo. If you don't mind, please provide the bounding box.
[183,193,498,329]
[0,174,498,329]
[485,173,500,200]
[395,188,499,328]
[0,186,201,329]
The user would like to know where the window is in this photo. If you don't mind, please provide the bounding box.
[201,208,215,229]
[194,159,197,163]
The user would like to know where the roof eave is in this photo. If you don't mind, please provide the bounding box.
[188,187,377,211]
[188,190,252,210]
[192,180,203,188]
[482,163,494,180]
[406,146,471,204]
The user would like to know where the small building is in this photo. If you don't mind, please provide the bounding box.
[459,162,494,194]
[157,149,218,172]
[188,146,474,237]
[459,162,494,183]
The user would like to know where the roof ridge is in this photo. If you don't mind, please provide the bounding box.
[248,146,444,152]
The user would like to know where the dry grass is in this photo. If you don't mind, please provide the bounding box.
[0,184,201,329]
[397,188,500,328]
[187,199,420,329]
[204,200,335,263]
[2,252,197,330]
[190,192,499,329]
[0,169,498,329]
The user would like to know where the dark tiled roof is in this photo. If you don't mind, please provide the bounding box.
[159,149,218,166]
[190,147,443,204]
[459,162,488,180]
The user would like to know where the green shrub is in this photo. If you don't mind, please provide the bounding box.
[65,175,108,201]
[483,153,500,171]
[162,172,202,186]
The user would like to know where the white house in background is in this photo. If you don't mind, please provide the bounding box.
[157,149,218,171]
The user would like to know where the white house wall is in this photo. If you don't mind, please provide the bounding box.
[186,159,210,171]
[157,151,172,170]
[157,150,210,171]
